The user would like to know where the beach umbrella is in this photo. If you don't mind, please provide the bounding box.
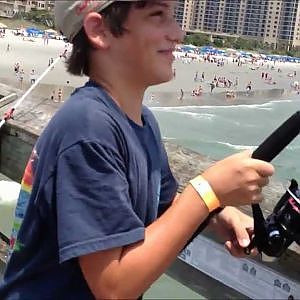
[0,22,7,29]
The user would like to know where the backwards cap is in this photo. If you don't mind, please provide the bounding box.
[55,1,115,42]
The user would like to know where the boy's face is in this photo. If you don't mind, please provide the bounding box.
[109,0,184,87]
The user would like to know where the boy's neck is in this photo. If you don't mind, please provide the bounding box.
[90,74,146,126]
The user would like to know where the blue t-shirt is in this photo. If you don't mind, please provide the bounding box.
[0,81,178,300]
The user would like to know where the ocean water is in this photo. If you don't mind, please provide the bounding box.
[151,96,300,184]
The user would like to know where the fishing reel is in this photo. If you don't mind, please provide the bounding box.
[245,111,300,258]
[246,178,300,257]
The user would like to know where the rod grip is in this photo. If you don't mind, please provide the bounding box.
[252,111,300,162]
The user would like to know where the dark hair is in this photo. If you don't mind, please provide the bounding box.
[67,1,148,76]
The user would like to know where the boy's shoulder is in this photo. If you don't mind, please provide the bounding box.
[45,82,129,142]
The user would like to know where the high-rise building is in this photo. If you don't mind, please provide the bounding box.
[27,1,54,11]
[178,0,300,49]
[0,0,54,18]
[174,0,185,28]
[0,0,31,17]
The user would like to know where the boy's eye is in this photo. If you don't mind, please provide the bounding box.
[150,10,164,17]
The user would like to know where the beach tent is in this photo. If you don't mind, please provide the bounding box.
[0,22,7,29]
[200,45,215,52]
[226,48,236,52]
[181,45,197,53]
[216,49,225,54]
[226,48,237,55]
[250,53,260,58]
[25,27,44,37]
[45,29,58,35]
[238,50,249,58]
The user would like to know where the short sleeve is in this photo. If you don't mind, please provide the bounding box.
[157,142,178,217]
[56,140,145,263]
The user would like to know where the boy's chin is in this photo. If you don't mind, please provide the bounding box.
[151,73,173,85]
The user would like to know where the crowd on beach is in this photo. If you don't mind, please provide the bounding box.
[13,62,36,88]
[0,28,72,103]
[166,50,300,102]
[11,60,66,102]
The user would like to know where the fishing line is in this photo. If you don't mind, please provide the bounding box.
[0,53,65,129]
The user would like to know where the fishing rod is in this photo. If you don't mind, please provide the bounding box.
[245,111,300,257]
[0,52,66,129]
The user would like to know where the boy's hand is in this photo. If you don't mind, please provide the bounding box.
[209,206,258,258]
[202,150,274,207]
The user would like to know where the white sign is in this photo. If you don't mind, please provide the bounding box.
[179,235,300,299]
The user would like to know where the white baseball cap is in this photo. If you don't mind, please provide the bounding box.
[55,1,115,42]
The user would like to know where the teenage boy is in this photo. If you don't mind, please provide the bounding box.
[0,1,274,299]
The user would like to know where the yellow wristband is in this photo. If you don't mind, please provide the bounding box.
[189,175,221,212]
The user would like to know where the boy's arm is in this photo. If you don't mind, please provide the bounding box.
[79,151,274,299]
[79,184,208,300]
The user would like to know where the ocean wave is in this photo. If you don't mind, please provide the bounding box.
[162,136,176,141]
[287,144,300,151]
[151,103,274,111]
[209,103,273,110]
[270,99,293,104]
[189,112,215,120]
[151,106,198,111]
[216,141,256,151]
[151,107,216,120]
[178,111,216,121]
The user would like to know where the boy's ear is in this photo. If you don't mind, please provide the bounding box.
[83,12,111,49]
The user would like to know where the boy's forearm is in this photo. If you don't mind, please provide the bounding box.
[114,184,209,298]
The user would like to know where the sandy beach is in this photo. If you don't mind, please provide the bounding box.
[1,29,300,105]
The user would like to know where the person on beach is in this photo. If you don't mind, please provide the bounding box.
[150,93,155,102]
[13,62,19,75]
[48,57,54,67]
[234,76,239,87]
[201,71,205,82]
[29,69,36,85]
[246,81,252,92]
[210,80,216,92]
[50,90,56,102]
[172,67,176,78]
[194,70,198,82]
[43,32,49,45]
[57,88,63,102]
[0,1,274,299]
[179,88,184,100]
[18,69,24,89]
